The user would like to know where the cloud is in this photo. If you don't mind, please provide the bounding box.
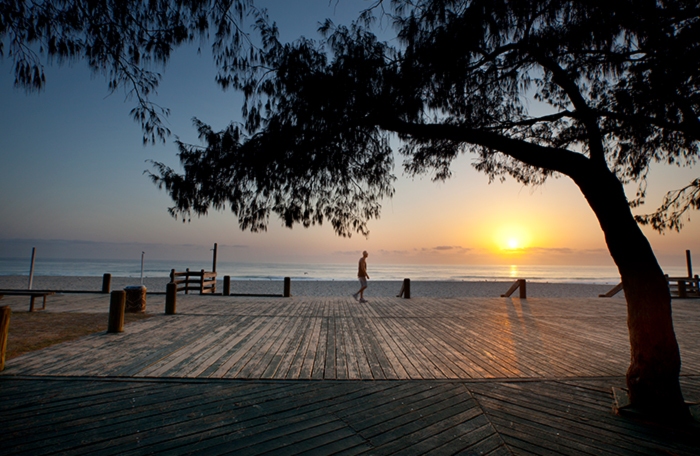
[379,249,412,255]
[527,246,608,256]
[332,250,364,256]
[432,245,472,253]
[528,246,575,255]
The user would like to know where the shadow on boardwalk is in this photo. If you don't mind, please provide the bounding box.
[1,294,699,455]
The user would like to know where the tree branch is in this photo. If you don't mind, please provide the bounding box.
[377,118,591,178]
[530,50,607,164]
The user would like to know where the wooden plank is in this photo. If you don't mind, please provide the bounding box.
[245,315,304,378]
[312,315,330,379]
[297,314,323,379]
[324,316,338,379]
[470,381,700,455]
[352,314,391,380]
[379,316,442,379]
[207,317,281,378]
[342,383,472,434]
[362,313,413,379]
[3,295,700,382]
[2,377,699,455]
[335,316,351,380]
[346,316,375,379]
[223,315,290,378]
[278,311,319,379]
[265,316,307,379]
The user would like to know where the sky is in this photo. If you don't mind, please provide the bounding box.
[0,0,698,269]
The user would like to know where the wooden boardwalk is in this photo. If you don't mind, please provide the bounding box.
[1,294,699,454]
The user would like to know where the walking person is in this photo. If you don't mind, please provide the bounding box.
[353,251,370,302]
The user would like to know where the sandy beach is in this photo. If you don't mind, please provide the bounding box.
[0,275,619,298]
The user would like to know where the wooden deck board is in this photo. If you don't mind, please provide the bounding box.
[4,295,698,381]
[2,294,699,455]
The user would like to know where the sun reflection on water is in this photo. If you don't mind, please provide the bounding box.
[509,264,519,278]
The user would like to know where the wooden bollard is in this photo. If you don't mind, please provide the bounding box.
[678,280,687,298]
[165,282,177,315]
[519,279,527,299]
[101,273,112,294]
[0,306,11,371]
[107,290,126,333]
[223,275,231,296]
[283,277,291,297]
[403,278,411,299]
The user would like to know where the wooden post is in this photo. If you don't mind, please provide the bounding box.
[223,275,231,296]
[678,280,687,298]
[28,247,36,290]
[140,251,145,286]
[165,282,177,315]
[200,269,205,294]
[519,279,527,299]
[283,277,291,297]
[403,278,411,299]
[212,243,218,293]
[0,306,10,371]
[101,273,112,294]
[686,250,693,278]
[107,290,126,333]
[170,269,175,283]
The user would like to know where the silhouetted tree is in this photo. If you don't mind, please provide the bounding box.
[4,0,699,419]
[151,0,699,419]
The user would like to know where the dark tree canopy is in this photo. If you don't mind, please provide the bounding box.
[147,0,700,417]
[146,0,700,237]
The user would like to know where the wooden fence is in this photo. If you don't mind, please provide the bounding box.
[666,275,700,298]
[170,269,217,295]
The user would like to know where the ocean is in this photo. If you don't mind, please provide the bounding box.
[0,257,691,285]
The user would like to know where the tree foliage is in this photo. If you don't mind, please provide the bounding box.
[3,1,698,231]
[1,0,253,144]
[147,0,699,235]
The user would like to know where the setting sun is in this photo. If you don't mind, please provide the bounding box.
[493,224,532,253]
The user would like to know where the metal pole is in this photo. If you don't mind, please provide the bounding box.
[686,250,693,278]
[212,243,218,273]
[140,251,145,286]
[28,247,36,290]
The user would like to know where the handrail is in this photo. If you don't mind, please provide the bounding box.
[169,268,217,295]
[666,274,700,299]
[501,279,526,299]
[599,282,624,298]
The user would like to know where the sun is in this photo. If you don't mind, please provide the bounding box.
[493,224,531,253]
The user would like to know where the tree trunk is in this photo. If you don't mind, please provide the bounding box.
[572,165,689,420]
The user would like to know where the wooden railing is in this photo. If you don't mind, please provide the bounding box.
[599,282,624,298]
[501,279,526,299]
[601,276,700,299]
[666,275,700,299]
[170,269,217,295]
